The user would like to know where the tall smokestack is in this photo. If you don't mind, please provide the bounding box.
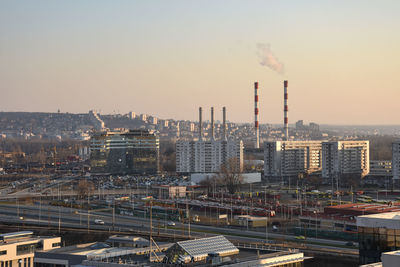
[199,107,203,141]
[254,82,260,149]
[211,107,214,140]
[284,80,289,141]
[222,106,227,141]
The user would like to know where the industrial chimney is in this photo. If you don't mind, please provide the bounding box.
[254,82,260,149]
[211,107,214,140]
[199,107,203,141]
[284,80,288,141]
[222,106,227,141]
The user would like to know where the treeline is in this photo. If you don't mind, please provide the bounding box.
[368,135,397,160]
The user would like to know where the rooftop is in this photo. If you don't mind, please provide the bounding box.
[357,212,400,229]
[176,235,239,260]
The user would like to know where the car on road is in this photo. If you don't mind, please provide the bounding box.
[345,241,355,247]
[167,221,176,226]
[295,235,306,240]
[94,219,105,225]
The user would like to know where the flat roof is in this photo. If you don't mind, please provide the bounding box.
[176,235,239,260]
[357,212,400,229]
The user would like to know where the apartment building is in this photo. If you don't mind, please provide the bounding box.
[0,231,60,267]
[392,141,400,180]
[176,140,243,174]
[322,140,369,179]
[264,141,323,178]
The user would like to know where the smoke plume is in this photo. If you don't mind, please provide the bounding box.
[256,43,284,74]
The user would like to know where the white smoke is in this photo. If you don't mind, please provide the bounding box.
[256,43,284,74]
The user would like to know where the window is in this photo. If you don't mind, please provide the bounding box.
[16,244,36,255]
[0,251,6,255]
[52,243,61,248]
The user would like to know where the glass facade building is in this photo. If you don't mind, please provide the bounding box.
[90,130,159,175]
[357,212,400,265]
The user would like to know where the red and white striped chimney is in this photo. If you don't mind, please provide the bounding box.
[254,82,260,149]
[284,80,289,141]
[222,106,227,141]
[199,107,203,141]
[211,106,214,140]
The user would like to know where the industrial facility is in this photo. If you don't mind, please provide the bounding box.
[176,107,243,174]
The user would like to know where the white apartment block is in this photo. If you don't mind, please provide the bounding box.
[322,140,369,179]
[176,140,243,173]
[393,141,400,180]
[264,141,322,177]
[0,231,60,267]
[369,160,392,177]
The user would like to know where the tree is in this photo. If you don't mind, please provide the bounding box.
[76,179,94,199]
[218,158,243,195]
[199,175,218,196]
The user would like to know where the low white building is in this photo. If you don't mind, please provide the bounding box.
[191,172,261,184]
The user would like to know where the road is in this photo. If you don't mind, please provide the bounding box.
[0,203,358,254]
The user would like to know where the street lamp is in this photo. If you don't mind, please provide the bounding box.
[313,210,318,239]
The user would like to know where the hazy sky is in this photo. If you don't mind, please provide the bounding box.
[1,1,400,125]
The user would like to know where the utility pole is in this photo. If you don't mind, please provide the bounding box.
[58,205,61,233]
[149,200,152,262]
[39,196,41,222]
[265,209,268,243]
[87,191,90,233]
[186,195,191,238]
[112,202,115,231]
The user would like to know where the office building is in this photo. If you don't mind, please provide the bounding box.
[322,140,370,179]
[357,212,400,265]
[264,141,322,178]
[0,231,60,267]
[90,129,159,175]
[392,141,400,180]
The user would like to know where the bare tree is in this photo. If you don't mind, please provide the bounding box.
[199,175,218,196]
[76,179,94,199]
[218,158,243,195]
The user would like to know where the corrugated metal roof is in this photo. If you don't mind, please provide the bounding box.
[176,235,239,260]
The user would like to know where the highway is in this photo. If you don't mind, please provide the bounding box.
[0,203,358,255]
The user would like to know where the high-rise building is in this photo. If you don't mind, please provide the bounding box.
[322,140,369,179]
[295,120,304,129]
[176,140,243,173]
[392,141,400,180]
[90,129,159,175]
[128,111,136,119]
[264,141,322,178]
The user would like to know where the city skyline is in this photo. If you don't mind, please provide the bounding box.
[1,1,400,125]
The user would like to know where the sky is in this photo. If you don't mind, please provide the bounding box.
[1,0,400,125]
